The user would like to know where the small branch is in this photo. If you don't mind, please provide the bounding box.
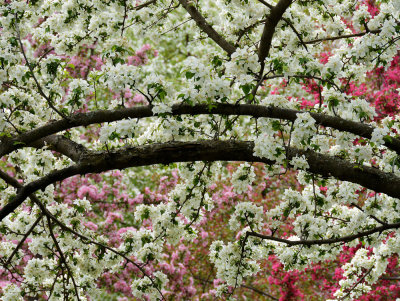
[47,216,81,300]
[304,30,380,44]
[241,283,278,300]
[381,276,400,281]
[134,0,157,10]
[121,0,128,36]
[194,275,278,300]
[42,204,166,300]
[351,203,387,226]
[282,17,308,51]
[264,74,342,91]
[339,267,373,301]
[257,0,274,9]
[248,220,400,246]
[14,19,67,119]
[3,214,43,267]
[230,231,250,297]
[0,170,166,300]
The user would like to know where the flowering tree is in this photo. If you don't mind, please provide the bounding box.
[0,0,400,300]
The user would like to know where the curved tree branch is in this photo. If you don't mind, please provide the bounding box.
[1,103,399,158]
[2,140,400,222]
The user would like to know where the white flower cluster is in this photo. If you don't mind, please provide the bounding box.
[209,236,264,289]
[229,202,264,231]
[152,103,172,115]
[291,112,317,149]
[0,198,123,300]
[99,119,138,143]
[100,63,138,91]
[119,228,162,262]
[253,119,287,164]
[1,0,400,299]
[131,271,168,301]
[371,127,390,146]
[289,155,309,170]
[179,56,231,104]
[231,163,255,194]
[225,46,260,85]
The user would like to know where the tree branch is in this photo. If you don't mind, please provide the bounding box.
[47,216,81,300]
[134,0,157,10]
[40,199,166,300]
[2,140,400,221]
[257,0,274,10]
[304,30,380,44]
[258,0,292,64]
[248,220,400,246]
[178,0,236,55]
[193,275,279,300]
[282,17,308,51]
[15,21,67,119]
[381,276,400,281]
[1,104,399,158]
[28,135,88,162]
[3,214,43,267]
[0,169,166,300]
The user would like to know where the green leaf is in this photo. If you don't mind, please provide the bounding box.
[185,71,195,79]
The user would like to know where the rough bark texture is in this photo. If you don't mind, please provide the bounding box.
[2,140,400,221]
[258,0,292,63]
[1,104,399,158]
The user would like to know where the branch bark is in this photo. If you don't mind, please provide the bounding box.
[2,104,399,158]
[178,0,236,55]
[248,219,400,246]
[28,135,88,162]
[258,0,292,64]
[2,140,400,222]
[304,30,380,44]
[194,275,278,300]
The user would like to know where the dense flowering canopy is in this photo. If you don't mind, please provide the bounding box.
[0,0,400,300]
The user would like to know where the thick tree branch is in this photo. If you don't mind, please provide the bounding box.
[2,140,400,221]
[178,0,236,55]
[258,0,292,64]
[2,104,399,157]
